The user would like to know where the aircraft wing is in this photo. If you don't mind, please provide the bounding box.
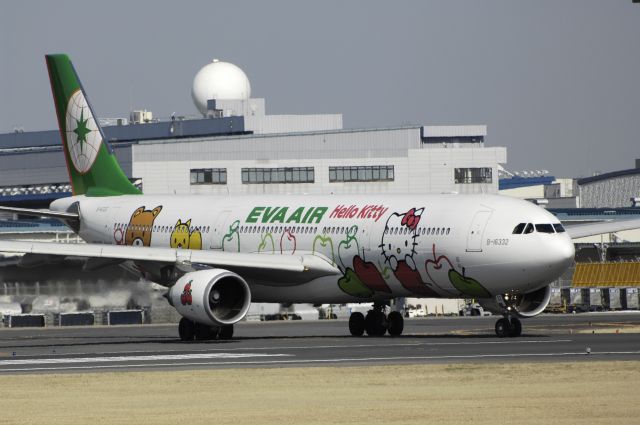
[0,205,79,221]
[564,218,640,239]
[0,240,340,284]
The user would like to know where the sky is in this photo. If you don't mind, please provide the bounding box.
[1,0,639,178]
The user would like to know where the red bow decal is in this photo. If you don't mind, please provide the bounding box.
[401,208,422,231]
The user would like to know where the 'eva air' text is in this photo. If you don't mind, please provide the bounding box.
[245,206,328,224]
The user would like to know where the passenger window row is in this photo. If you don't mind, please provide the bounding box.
[114,223,210,234]
[385,226,451,236]
[512,222,565,234]
[240,225,318,234]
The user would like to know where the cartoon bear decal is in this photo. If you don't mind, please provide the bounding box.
[170,219,202,250]
[125,206,162,246]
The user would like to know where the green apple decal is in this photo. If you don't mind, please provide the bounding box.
[222,220,240,252]
[338,268,374,298]
[337,225,359,271]
[448,269,491,298]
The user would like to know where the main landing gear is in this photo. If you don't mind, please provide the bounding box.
[494,316,522,338]
[178,317,234,341]
[349,303,404,337]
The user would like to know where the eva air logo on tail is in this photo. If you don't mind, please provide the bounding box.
[65,90,102,174]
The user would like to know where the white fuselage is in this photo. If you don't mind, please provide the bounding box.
[51,193,574,304]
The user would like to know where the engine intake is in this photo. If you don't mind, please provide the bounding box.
[169,269,251,326]
[478,285,552,318]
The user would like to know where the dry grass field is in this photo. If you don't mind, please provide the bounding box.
[1,361,639,425]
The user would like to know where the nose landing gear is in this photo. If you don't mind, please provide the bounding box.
[495,316,522,338]
[493,293,524,338]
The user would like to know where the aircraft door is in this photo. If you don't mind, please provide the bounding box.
[466,210,492,252]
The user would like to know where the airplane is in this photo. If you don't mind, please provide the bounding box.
[1,54,639,341]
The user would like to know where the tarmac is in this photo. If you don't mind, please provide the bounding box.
[1,312,640,374]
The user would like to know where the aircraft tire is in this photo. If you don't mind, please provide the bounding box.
[387,311,404,336]
[219,325,234,340]
[348,312,366,336]
[178,317,196,341]
[365,310,386,336]
[508,318,522,337]
[494,318,509,338]
[195,323,219,340]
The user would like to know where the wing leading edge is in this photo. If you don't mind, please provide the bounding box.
[564,218,640,239]
[0,240,341,285]
[0,206,79,221]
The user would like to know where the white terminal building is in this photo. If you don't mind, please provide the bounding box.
[139,59,503,197]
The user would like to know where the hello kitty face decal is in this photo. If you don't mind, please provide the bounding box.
[380,207,424,271]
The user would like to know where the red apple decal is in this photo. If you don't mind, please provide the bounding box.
[180,281,193,306]
[353,256,391,293]
[280,229,297,254]
[394,260,439,296]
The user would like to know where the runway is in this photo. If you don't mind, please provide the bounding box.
[1,313,640,374]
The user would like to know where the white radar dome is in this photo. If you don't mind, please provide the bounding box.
[191,59,251,115]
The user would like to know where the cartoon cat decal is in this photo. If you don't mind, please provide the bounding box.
[170,219,202,250]
[379,207,438,297]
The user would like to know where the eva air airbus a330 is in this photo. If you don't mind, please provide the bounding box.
[1,55,637,341]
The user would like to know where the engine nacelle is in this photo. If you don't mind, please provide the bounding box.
[478,285,552,318]
[169,269,251,326]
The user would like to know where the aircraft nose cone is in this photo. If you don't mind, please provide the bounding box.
[551,236,575,271]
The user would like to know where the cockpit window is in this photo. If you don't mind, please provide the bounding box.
[535,224,555,233]
[553,223,565,233]
[524,223,534,234]
[512,223,526,234]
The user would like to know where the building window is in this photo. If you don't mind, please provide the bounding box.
[241,167,315,184]
[190,168,227,185]
[454,167,492,184]
[329,166,394,182]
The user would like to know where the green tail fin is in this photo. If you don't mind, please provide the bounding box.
[45,54,141,196]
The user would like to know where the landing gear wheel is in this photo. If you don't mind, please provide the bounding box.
[387,311,404,336]
[218,325,234,340]
[365,310,387,336]
[178,317,195,341]
[495,318,509,338]
[349,312,366,336]
[508,318,522,337]
[195,323,219,340]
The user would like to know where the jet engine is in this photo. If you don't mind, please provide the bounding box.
[168,269,251,326]
[478,285,552,318]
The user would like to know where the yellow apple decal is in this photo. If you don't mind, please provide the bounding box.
[258,233,275,254]
[312,234,335,266]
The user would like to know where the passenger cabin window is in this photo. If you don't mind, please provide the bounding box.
[535,224,555,233]
[512,223,526,234]
[553,223,566,233]
[524,223,534,234]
